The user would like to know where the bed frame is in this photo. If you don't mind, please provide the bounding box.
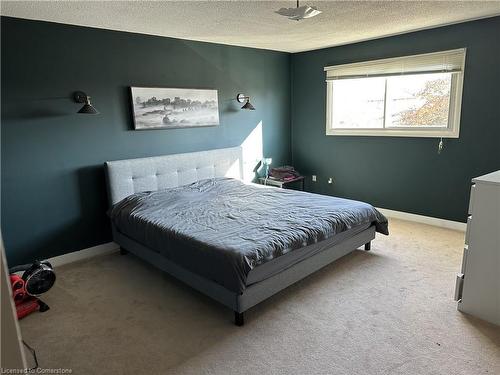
[105,147,375,326]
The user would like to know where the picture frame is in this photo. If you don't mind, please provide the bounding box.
[130,86,220,130]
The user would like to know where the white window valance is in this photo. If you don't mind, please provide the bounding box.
[325,48,466,80]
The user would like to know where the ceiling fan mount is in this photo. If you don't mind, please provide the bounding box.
[275,0,322,21]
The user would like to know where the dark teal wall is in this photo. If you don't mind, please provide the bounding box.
[3,16,499,264]
[1,17,291,265]
[291,17,500,222]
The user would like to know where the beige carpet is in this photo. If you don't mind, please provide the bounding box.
[19,219,500,374]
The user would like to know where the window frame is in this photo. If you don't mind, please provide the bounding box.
[325,49,466,138]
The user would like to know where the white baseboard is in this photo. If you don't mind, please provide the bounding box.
[376,207,466,232]
[48,242,120,268]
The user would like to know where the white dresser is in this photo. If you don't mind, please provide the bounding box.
[455,170,500,326]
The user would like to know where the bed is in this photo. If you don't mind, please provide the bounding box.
[105,147,388,325]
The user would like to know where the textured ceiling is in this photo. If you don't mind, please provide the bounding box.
[2,1,500,53]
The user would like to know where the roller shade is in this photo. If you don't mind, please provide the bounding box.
[325,48,466,80]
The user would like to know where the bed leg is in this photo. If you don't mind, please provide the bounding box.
[120,247,129,255]
[364,242,371,251]
[234,312,244,326]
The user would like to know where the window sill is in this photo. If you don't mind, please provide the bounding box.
[326,128,459,138]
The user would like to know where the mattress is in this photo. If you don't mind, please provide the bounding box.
[109,177,388,293]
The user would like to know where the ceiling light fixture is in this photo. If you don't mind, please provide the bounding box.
[276,0,322,21]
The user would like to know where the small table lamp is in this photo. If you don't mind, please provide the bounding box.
[262,158,272,178]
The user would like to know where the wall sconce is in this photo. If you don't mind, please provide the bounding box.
[74,91,99,114]
[236,93,255,110]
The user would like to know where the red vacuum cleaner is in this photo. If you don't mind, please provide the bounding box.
[9,260,56,319]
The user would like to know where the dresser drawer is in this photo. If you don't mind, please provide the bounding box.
[468,184,476,215]
[455,273,464,301]
[465,215,472,246]
[461,246,469,274]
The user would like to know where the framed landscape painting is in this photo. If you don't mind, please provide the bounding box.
[130,87,220,130]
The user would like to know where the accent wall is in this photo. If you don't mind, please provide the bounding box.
[1,17,291,265]
[291,16,500,222]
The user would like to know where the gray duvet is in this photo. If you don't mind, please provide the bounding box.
[109,178,388,292]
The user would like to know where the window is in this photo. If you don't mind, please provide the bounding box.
[325,49,466,137]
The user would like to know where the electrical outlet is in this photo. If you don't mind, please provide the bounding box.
[312,175,317,182]
[328,177,333,184]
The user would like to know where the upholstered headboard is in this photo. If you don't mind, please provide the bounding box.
[105,147,243,205]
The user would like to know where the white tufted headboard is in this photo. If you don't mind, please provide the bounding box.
[105,147,243,205]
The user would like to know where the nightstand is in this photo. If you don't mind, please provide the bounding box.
[258,176,305,191]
